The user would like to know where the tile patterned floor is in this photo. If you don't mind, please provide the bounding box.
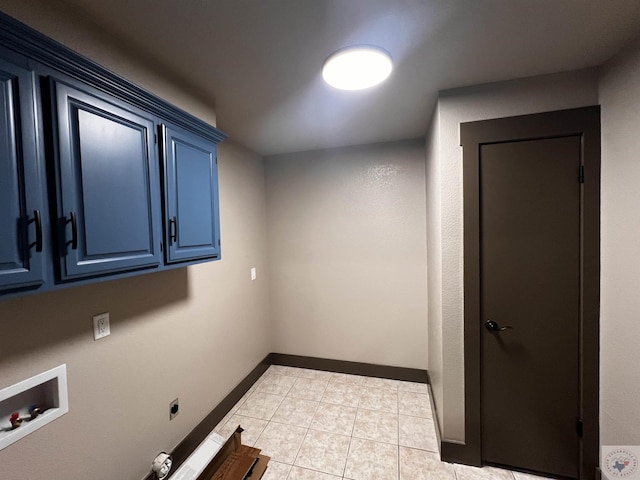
[214,366,552,480]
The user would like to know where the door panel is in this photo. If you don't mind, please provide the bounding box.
[52,79,161,279]
[480,137,581,477]
[77,109,152,256]
[0,57,45,290]
[162,124,221,263]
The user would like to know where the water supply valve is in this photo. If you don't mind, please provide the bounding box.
[9,412,22,429]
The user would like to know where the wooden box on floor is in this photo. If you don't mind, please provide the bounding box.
[196,426,270,480]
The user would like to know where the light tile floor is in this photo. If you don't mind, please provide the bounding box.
[214,366,553,480]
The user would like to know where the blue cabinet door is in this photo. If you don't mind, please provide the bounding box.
[0,57,46,291]
[162,124,221,263]
[51,78,162,279]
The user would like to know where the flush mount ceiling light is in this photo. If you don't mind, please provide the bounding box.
[322,46,393,91]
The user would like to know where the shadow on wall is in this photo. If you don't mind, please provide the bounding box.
[0,267,189,366]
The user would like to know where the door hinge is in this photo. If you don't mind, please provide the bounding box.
[154,133,158,144]
[577,418,583,438]
[579,165,585,183]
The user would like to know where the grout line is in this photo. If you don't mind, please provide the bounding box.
[289,465,343,479]
[282,456,293,480]
[307,398,322,430]
[241,367,501,480]
[397,383,401,480]
[259,367,444,480]
[250,422,267,448]
[342,370,364,479]
[289,426,310,472]
[342,434,354,478]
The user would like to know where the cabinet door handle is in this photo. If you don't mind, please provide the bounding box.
[69,211,78,250]
[33,210,43,252]
[169,216,177,245]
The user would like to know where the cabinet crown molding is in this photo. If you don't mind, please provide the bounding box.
[0,11,227,144]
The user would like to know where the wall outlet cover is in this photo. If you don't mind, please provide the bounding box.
[93,313,110,340]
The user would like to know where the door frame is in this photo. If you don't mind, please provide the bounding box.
[450,106,600,479]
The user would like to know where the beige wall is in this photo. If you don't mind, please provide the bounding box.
[432,69,600,441]
[0,0,217,125]
[0,4,271,480]
[0,137,270,480]
[599,36,640,446]
[0,140,270,480]
[5,0,634,473]
[265,140,428,369]
[425,105,444,432]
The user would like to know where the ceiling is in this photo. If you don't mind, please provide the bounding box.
[41,1,640,155]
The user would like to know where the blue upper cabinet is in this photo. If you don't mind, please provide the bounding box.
[0,12,227,299]
[0,56,46,291]
[161,123,221,263]
[50,78,162,280]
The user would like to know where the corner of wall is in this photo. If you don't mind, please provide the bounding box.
[597,30,640,447]
[436,69,600,443]
[425,102,445,434]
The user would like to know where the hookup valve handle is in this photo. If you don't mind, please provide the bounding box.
[9,412,22,429]
[8,405,43,429]
[28,404,42,419]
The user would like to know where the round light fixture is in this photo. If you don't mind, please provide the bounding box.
[322,46,393,91]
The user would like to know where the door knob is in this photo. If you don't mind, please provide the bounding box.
[485,320,513,332]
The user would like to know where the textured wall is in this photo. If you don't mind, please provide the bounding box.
[0,3,271,480]
[599,35,640,446]
[265,140,428,370]
[435,69,599,441]
[425,105,444,432]
[0,0,217,125]
[0,138,270,480]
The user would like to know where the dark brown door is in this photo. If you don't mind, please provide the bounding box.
[480,136,581,477]
[460,106,600,480]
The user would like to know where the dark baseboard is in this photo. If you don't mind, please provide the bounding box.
[426,383,442,453]
[141,355,271,480]
[441,440,603,479]
[141,352,428,479]
[267,352,429,383]
[441,440,481,467]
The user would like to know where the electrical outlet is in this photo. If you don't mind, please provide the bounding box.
[93,313,110,340]
[169,398,179,420]
[250,267,257,281]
